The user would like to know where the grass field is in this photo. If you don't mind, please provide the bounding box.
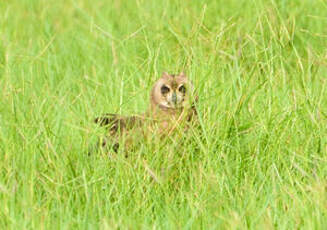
[1,0,327,229]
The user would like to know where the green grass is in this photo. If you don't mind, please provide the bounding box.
[1,0,327,229]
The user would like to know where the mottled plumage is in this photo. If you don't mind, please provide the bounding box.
[93,72,197,154]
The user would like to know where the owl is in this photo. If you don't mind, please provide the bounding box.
[93,72,197,154]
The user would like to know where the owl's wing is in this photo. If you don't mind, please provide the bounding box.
[94,113,144,135]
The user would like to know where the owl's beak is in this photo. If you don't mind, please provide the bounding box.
[172,92,177,105]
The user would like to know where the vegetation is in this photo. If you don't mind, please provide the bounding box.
[1,0,327,229]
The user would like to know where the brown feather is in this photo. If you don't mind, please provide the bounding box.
[93,72,198,154]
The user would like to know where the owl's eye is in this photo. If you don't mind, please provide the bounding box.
[178,85,186,94]
[161,85,170,94]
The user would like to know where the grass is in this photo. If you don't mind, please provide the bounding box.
[1,0,327,229]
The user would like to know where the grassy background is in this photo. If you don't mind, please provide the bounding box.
[1,0,327,229]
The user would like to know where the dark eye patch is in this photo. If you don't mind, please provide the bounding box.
[178,85,186,94]
[161,85,170,94]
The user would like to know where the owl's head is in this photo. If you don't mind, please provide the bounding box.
[151,72,195,110]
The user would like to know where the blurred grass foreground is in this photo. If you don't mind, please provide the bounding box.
[0,0,327,229]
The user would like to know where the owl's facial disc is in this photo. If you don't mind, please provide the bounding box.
[151,72,193,110]
[160,84,186,109]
